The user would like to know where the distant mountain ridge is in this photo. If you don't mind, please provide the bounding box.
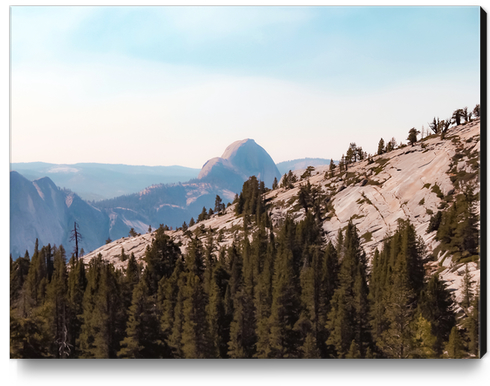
[10,162,201,201]
[10,171,109,259]
[10,139,282,258]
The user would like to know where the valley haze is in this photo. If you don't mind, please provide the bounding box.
[11,138,316,258]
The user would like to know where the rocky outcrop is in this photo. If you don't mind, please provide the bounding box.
[10,172,109,258]
[198,139,281,190]
[82,120,481,306]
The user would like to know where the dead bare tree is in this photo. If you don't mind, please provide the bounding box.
[69,222,83,260]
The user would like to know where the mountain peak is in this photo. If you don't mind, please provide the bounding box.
[198,139,280,189]
[221,138,256,160]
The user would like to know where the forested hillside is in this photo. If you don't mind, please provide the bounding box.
[10,106,482,359]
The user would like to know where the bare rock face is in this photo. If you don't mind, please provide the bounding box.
[83,120,481,308]
[198,139,281,190]
[10,171,109,259]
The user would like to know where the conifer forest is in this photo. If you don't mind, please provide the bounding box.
[10,169,481,359]
[10,5,484,367]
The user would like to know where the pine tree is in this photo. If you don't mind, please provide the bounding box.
[418,274,456,355]
[268,247,300,358]
[10,309,49,358]
[294,248,321,358]
[45,245,71,358]
[254,232,275,358]
[272,177,278,190]
[452,109,464,126]
[206,268,226,358]
[376,255,415,358]
[328,159,336,178]
[78,256,125,358]
[461,264,474,312]
[464,283,479,357]
[66,255,87,356]
[23,239,48,308]
[368,248,389,345]
[10,251,31,305]
[473,104,480,118]
[158,258,183,349]
[326,223,370,358]
[377,138,385,155]
[126,253,140,294]
[228,237,256,358]
[168,272,186,358]
[345,339,361,359]
[407,128,419,146]
[181,272,209,358]
[143,225,182,296]
[317,241,339,357]
[410,313,437,358]
[118,279,165,358]
[444,327,464,358]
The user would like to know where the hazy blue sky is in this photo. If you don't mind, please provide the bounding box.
[10,6,480,168]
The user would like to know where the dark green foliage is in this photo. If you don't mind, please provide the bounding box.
[376,253,416,358]
[297,182,323,222]
[410,313,437,358]
[181,272,209,358]
[271,177,278,190]
[452,109,464,126]
[460,264,474,312]
[44,245,71,358]
[377,138,385,155]
[23,240,48,309]
[440,119,451,139]
[268,247,300,358]
[444,327,464,358]
[464,284,479,356]
[167,271,186,358]
[143,225,182,295]
[214,194,226,213]
[385,138,396,152]
[206,262,228,358]
[328,159,336,178]
[326,223,371,358]
[254,232,276,358]
[436,187,479,261]
[234,176,266,224]
[407,128,419,146]
[78,255,125,358]
[118,279,165,358]
[197,206,208,222]
[280,170,297,190]
[473,104,480,118]
[10,150,478,358]
[427,211,442,233]
[431,183,444,199]
[10,251,30,305]
[368,219,428,358]
[418,274,456,354]
[10,310,49,358]
[301,166,315,179]
[429,117,440,134]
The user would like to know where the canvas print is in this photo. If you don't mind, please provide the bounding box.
[10,6,484,359]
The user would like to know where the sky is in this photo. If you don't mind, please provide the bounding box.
[10,5,481,168]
